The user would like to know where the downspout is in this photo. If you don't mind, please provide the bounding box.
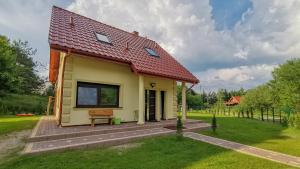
[58,49,71,127]
[186,83,196,92]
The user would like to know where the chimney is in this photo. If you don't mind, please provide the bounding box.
[132,31,139,36]
[69,16,74,26]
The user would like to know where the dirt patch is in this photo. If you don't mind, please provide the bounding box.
[0,130,31,160]
[110,142,143,151]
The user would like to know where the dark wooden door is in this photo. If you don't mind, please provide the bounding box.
[161,91,165,120]
[144,90,148,121]
[149,90,156,121]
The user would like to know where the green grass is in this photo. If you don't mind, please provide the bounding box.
[0,116,40,135]
[189,112,300,157]
[0,136,297,169]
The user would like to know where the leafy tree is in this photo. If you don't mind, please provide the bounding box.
[0,35,44,95]
[0,35,16,94]
[11,40,44,94]
[270,59,300,112]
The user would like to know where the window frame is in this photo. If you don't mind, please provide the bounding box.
[76,82,120,108]
[145,47,159,57]
[94,32,112,45]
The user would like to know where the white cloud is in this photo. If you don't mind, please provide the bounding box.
[67,0,300,90]
[1,0,299,90]
[195,64,276,92]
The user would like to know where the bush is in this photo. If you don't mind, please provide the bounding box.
[0,93,47,115]
[212,114,217,133]
[176,115,183,139]
[295,113,300,129]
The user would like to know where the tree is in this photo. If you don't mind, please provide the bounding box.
[270,59,300,112]
[0,35,16,94]
[11,40,44,94]
[240,85,272,111]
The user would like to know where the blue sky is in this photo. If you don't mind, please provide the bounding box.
[0,0,299,92]
[210,0,253,30]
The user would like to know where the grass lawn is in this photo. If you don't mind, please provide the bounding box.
[188,112,300,157]
[0,116,40,136]
[0,136,297,169]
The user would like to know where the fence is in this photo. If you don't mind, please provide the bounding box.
[206,107,283,124]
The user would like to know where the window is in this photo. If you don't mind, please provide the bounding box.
[95,32,111,44]
[145,47,159,57]
[76,82,119,108]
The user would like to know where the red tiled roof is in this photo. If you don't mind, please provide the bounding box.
[225,96,241,105]
[48,6,199,84]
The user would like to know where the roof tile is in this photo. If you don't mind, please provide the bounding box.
[49,6,199,83]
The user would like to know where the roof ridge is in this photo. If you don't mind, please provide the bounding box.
[52,5,154,43]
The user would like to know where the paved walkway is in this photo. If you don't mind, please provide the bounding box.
[184,132,300,168]
[24,128,174,154]
[24,117,210,154]
[32,116,201,137]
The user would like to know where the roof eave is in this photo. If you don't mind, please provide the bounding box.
[49,43,199,84]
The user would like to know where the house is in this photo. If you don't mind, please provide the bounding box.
[48,6,199,126]
[225,96,241,106]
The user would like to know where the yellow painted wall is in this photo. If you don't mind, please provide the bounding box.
[58,53,176,126]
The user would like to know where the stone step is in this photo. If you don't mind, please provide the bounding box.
[23,128,175,154]
[28,119,203,142]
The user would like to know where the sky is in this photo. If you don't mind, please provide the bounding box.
[0,0,299,92]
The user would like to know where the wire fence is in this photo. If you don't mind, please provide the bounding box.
[202,107,284,124]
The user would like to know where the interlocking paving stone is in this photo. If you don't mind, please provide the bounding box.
[25,128,175,154]
[184,132,300,168]
[28,116,204,142]
[24,116,210,154]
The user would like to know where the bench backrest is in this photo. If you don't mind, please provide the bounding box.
[89,109,113,116]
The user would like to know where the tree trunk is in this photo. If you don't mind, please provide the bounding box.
[266,107,269,121]
[261,107,264,121]
[246,109,250,118]
[272,107,275,123]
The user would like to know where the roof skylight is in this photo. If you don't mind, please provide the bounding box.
[145,48,159,57]
[95,32,111,44]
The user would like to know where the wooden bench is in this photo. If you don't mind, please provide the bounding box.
[88,109,113,127]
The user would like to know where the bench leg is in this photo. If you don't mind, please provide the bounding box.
[109,118,112,125]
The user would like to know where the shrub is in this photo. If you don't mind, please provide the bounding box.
[176,115,183,139]
[212,113,217,133]
[0,93,47,115]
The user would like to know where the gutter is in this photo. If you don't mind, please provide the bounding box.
[58,49,71,127]
[186,83,196,92]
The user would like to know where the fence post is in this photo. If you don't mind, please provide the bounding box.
[238,111,240,118]
[228,107,231,116]
[272,107,275,123]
